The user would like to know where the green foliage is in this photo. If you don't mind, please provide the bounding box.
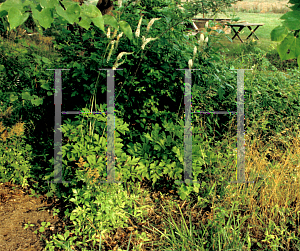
[126,118,232,203]
[0,104,33,188]
[182,0,242,18]
[40,106,151,250]
[270,0,300,68]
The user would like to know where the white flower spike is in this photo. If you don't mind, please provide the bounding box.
[193,46,197,61]
[141,37,158,50]
[113,52,133,70]
[107,27,111,39]
[147,18,161,33]
[135,16,143,38]
[199,33,204,43]
[106,40,115,63]
[188,59,193,69]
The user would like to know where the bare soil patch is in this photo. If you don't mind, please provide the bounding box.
[0,181,69,251]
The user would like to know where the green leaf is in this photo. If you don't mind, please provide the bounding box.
[56,2,81,24]
[9,93,18,102]
[22,91,32,100]
[66,3,81,23]
[217,86,225,100]
[57,234,65,240]
[104,15,118,30]
[32,7,53,29]
[40,0,57,9]
[280,10,300,30]
[119,21,133,41]
[41,82,50,90]
[87,154,96,165]
[78,15,91,30]
[93,133,99,142]
[271,25,289,42]
[31,96,43,106]
[277,33,300,61]
[64,230,70,239]
[91,13,104,32]
[81,4,101,19]
[8,7,29,30]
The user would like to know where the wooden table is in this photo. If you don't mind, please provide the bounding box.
[227,23,264,43]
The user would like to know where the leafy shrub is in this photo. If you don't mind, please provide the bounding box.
[35,0,240,203]
[0,104,33,187]
[0,39,61,194]
[51,104,140,199]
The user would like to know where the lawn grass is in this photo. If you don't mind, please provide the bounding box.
[193,11,287,58]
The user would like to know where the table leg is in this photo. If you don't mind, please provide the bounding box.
[246,26,260,40]
[231,26,244,43]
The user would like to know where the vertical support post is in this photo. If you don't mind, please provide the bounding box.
[98,69,122,184]
[175,69,201,184]
[46,69,70,185]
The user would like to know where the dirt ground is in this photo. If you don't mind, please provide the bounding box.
[0,181,70,251]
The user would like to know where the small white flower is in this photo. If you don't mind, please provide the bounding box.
[205,37,209,43]
[135,16,143,38]
[205,21,209,28]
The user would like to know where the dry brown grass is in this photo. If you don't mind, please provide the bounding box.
[230,0,292,13]
[180,0,292,14]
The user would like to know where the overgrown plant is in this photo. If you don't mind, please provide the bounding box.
[271,0,300,69]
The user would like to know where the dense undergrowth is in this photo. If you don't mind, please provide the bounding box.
[0,0,300,250]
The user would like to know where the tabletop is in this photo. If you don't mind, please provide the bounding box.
[228,23,264,27]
